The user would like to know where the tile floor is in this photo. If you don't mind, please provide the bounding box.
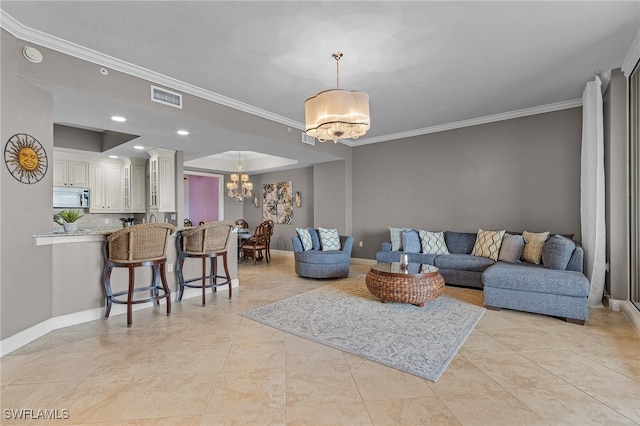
[1,254,639,425]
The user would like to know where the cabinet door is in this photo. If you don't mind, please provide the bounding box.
[158,156,175,212]
[89,163,105,212]
[104,162,122,211]
[68,161,89,187]
[53,158,68,187]
[149,158,159,210]
[131,162,146,213]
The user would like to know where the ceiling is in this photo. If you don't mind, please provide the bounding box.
[1,1,639,173]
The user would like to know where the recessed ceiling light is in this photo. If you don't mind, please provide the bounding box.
[108,155,118,159]
[134,145,144,150]
[177,130,189,136]
[111,116,126,122]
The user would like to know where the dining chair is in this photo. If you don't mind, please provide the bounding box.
[240,221,271,264]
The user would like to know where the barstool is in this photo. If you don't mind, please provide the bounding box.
[102,223,175,327]
[176,221,234,305]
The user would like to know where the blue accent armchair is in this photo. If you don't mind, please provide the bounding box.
[292,231,354,278]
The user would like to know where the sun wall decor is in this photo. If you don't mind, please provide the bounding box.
[4,133,48,184]
[263,181,293,224]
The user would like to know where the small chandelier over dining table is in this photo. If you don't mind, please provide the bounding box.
[304,51,370,144]
[226,151,253,202]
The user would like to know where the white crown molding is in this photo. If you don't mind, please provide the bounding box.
[0,10,304,130]
[346,98,583,147]
[622,28,640,77]
[0,10,584,148]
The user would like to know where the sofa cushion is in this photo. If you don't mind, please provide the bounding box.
[498,233,525,263]
[296,228,313,251]
[319,227,341,251]
[418,230,450,255]
[542,234,576,270]
[471,229,505,261]
[483,262,590,298]
[444,231,477,254]
[434,254,495,272]
[521,231,550,264]
[389,227,410,251]
[402,229,421,253]
[309,228,321,250]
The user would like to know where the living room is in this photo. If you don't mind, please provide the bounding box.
[1,2,639,424]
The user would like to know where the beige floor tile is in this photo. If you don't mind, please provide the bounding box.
[576,377,640,422]
[85,415,203,425]
[201,408,285,425]
[429,357,505,398]
[347,359,435,401]
[441,390,548,426]
[510,384,639,425]
[205,367,285,414]
[0,352,49,386]
[364,396,461,426]
[520,349,635,386]
[0,382,78,425]
[284,334,346,367]
[119,371,219,420]
[221,340,285,371]
[286,363,362,408]
[285,401,372,426]
[457,329,514,355]
[464,351,567,390]
[12,352,105,384]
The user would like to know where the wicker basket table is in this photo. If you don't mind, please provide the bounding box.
[366,263,444,307]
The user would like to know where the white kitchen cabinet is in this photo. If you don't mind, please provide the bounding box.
[123,158,146,213]
[52,153,89,188]
[148,148,175,212]
[89,160,123,212]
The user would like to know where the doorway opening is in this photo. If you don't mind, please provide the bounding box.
[183,171,224,225]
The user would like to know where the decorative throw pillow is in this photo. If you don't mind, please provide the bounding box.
[296,228,313,251]
[389,227,409,251]
[402,229,421,253]
[521,231,550,264]
[308,228,321,250]
[541,234,576,270]
[418,230,450,255]
[498,233,525,263]
[318,227,341,251]
[471,228,506,261]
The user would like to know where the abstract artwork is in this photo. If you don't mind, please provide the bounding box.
[263,181,293,224]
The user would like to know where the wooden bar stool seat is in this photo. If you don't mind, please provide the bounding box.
[102,223,175,327]
[176,221,234,306]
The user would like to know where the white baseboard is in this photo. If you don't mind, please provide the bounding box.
[0,279,239,357]
[351,257,376,266]
[621,300,640,338]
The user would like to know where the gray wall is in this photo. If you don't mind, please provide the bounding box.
[351,108,583,259]
[241,166,314,251]
[604,69,629,300]
[1,30,55,338]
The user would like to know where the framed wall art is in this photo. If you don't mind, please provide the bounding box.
[263,181,293,224]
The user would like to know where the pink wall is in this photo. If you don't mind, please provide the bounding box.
[189,175,219,224]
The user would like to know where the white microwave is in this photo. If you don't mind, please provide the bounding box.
[53,187,89,208]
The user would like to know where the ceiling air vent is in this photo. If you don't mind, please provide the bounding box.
[301,132,315,146]
[151,85,182,109]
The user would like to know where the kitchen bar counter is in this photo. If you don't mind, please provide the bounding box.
[33,228,119,246]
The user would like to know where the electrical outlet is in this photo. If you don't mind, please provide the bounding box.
[104,219,109,224]
[610,299,620,311]
[167,263,173,272]
[170,213,176,220]
[359,241,363,247]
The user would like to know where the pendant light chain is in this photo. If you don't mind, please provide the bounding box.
[333,51,343,89]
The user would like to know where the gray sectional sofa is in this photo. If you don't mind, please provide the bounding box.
[376,230,590,324]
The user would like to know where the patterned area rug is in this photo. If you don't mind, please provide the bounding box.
[240,279,485,382]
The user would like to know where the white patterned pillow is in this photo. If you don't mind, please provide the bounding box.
[418,230,450,255]
[389,227,411,251]
[296,228,313,251]
[318,227,341,251]
[471,228,506,261]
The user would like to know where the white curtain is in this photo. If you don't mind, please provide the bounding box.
[581,76,607,308]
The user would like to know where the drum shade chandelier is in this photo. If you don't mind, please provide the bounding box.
[226,151,253,202]
[304,52,370,143]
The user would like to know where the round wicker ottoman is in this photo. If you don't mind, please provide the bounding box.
[366,263,444,307]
